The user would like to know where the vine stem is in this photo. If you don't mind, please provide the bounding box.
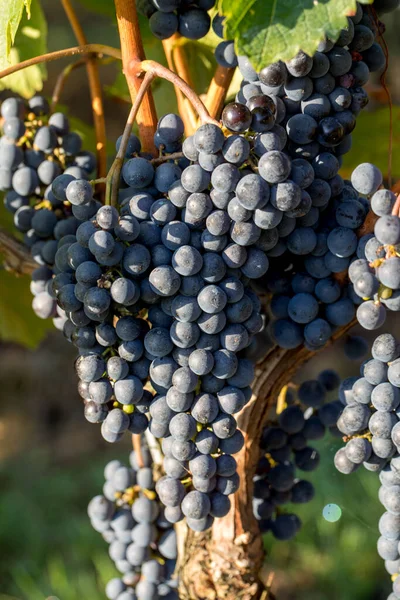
[144,429,163,467]
[204,65,235,120]
[162,34,197,133]
[114,0,158,154]
[0,229,37,275]
[51,56,116,112]
[130,59,219,126]
[61,0,107,184]
[50,58,86,111]
[151,151,184,165]
[106,71,155,207]
[0,44,122,80]
[105,57,219,207]
[132,434,144,469]
[391,193,400,216]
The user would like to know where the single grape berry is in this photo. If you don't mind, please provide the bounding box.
[222,103,252,133]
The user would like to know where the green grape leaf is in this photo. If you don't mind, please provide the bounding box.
[0,0,47,98]
[0,0,31,69]
[0,269,53,348]
[220,0,373,70]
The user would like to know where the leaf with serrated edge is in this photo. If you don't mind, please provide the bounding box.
[220,0,373,71]
[0,0,47,97]
[0,0,31,69]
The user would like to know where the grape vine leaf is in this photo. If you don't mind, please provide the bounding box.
[0,0,31,69]
[0,0,47,98]
[220,0,373,70]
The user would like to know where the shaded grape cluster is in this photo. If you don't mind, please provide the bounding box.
[349,164,400,331]
[255,170,370,351]
[333,333,400,599]
[253,369,342,540]
[88,444,178,600]
[0,95,96,324]
[136,0,213,40]
[208,2,390,352]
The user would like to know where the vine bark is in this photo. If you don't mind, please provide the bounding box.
[177,321,356,600]
[114,0,158,154]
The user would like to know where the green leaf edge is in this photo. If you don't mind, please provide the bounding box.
[219,0,375,70]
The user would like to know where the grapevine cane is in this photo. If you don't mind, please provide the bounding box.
[61,0,107,182]
[0,45,122,80]
[106,71,156,207]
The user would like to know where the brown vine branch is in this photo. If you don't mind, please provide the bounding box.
[204,65,235,121]
[61,0,108,184]
[162,34,197,134]
[151,151,184,165]
[50,56,117,111]
[130,60,219,126]
[166,34,194,89]
[391,180,400,195]
[132,434,144,469]
[50,58,86,111]
[144,429,164,467]
[392,193,400,216]
[114,0,158,155]
[0,229,37,275]
[0,44,122,80]
[106,71,155,207]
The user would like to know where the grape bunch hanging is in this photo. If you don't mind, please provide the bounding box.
[1,0,400,598]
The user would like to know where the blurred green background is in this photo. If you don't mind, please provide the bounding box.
[1,2,400,599]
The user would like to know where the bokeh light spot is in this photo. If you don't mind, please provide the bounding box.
[323,503,342,522]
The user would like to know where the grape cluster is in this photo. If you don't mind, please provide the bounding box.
[136,0,213,40]
[41,111,273,531]
[88,445,178,600]
[258,154,400,350]
[256,172,369,351]
[209,1,390,351]
[0,95,96,324]
[335,332,400,471]
[253,369,342,540]
[333,333,400,599]
[52,193,151,443]
[348,164,400,331]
